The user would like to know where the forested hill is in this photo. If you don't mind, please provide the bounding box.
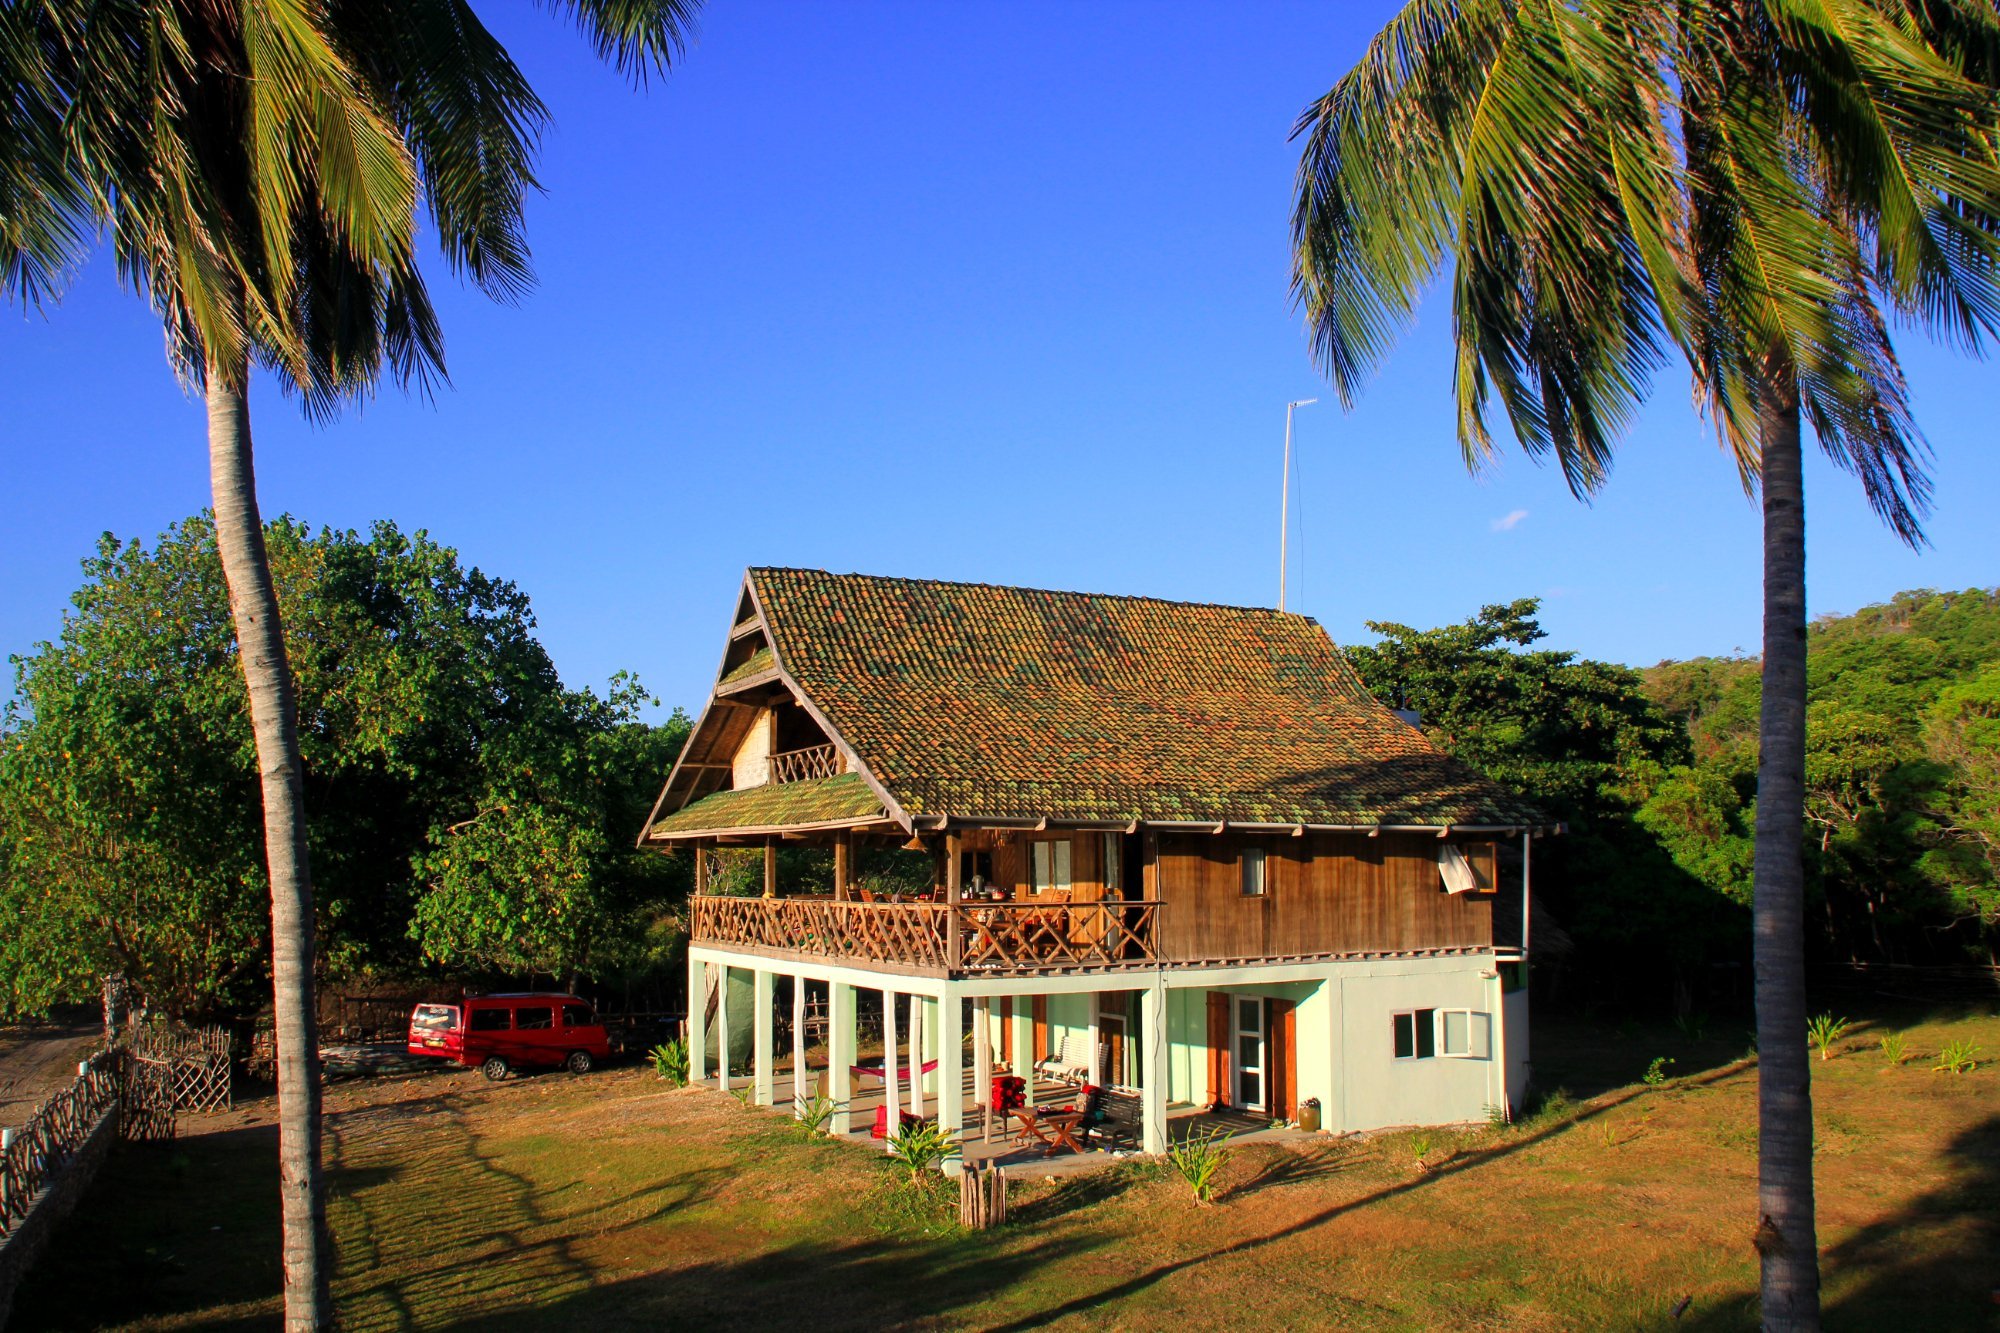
[1348,588,2000,1009]
[1637,588,2000,969]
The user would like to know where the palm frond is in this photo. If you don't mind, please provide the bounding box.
[536,0,698,82]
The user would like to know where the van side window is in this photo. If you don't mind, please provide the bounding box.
[563,1005,593,1028]
[469,1007,511,1032]
[516,1006,554,1031]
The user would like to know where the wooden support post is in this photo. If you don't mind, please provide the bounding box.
[939,988,964,1175]
[763,838,778,899]
[829,982,855,1135]
[834,831,853,901]
[715,965,731,1094]
[792,972,808,1115]
[1141,979,1168,1154]
[688,956,709,1084]
[693,843,709,896]
[945,830,963,971]
[753,970,775,1107]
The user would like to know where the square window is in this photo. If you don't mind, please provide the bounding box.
[1439,1009,1492,1059]
[1030,840,1073,893]
[1241,847,1267,897]
[469,1008,510,1032]
[1393,1008,1436,1060]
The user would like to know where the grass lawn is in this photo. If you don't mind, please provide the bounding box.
[13,1009,2000,1331]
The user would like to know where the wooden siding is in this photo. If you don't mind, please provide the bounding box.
[1153,831,1494,962]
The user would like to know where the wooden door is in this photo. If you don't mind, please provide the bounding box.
[1233,996,1267,1112]
[1206,992,1231,1109]
[1097,992,1130,1087]
[1269,999,1297,1122]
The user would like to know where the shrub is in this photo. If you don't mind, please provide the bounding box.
[885,1121,955,1184]
[1166,1126,1232,1204]
[794,1095,837,1137]
[1643,1056,1675,1087]
[1934,1039,1980,1075]
[1408,1130,1438,1170]
[1807,1014,1852,1062]
[1878,1032,1908,1067]
[650,1039,690,1087]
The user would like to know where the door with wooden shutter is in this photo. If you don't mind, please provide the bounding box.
[1269,998,1297,1121]
[1206,992,1231,1109]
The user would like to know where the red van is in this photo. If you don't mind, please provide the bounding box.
[407,993,611,1080]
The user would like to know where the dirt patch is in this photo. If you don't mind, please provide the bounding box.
[0,1018,101,1129]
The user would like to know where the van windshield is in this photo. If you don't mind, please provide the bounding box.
[412,1004,458,1032]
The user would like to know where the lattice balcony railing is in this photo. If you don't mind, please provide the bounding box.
[768,744,840,784]
[690,895,1162,974]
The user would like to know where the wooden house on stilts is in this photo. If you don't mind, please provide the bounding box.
[640,569,1550,1168]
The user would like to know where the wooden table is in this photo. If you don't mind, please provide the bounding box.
[1010,1107,1086,1157]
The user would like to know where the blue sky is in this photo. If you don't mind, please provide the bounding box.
[3,2,1994,718]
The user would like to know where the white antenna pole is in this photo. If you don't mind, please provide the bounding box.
[1279,398,1316,610]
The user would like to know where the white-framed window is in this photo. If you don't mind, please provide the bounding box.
[1241,846,1267,897]
[1438,1008,1493,1059]
[1392,1008,1436,1060]
[1030,839,1072,894]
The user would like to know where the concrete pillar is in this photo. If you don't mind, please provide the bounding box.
[971,996,991,1111]
[1087,1000,1102,1086]
[715,965,731,1094]
[938,988,965,1175]
[688,956,709,1084]
[793,972,809,1115]
[830,982,855,1135]
[753,969,775,1107]
[1141,978,1168,1154]
[1012,998,1036,1105]
[881,986,900,1151]
[908,995,925,1119]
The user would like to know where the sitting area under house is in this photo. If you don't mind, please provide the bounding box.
[639,569,1556,1174]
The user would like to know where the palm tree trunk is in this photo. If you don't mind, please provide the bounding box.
[1753,376,1820,1331]
[206,351,331,1331]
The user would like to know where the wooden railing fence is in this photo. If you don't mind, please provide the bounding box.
[130,1024,232,1114]
[691,896,1162,973]
[768,744,840,784]
[0,1051,122,1240]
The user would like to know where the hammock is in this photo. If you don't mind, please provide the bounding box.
[849,1059,939,1084]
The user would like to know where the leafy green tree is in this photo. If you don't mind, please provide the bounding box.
[1,517,690,1014]
[1348,600,1738,1004]
[1923,662,2000,947]
[4,4,697,1318]
[1293,6,2000,1321]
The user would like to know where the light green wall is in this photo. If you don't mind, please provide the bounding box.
[1163,980,1333,1120]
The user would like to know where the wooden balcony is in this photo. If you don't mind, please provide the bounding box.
[690,895,1163,976]
[768,743,840,784]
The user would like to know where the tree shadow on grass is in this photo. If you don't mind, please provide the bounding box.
[454,1229,1106,1333]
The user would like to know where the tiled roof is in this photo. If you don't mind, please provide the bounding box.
[648,772,884,835]
[746,569,1542,827]
[719,646,774,686]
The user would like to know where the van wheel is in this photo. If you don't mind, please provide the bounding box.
[481,1056,509,1082]
[565,1051,593,1076]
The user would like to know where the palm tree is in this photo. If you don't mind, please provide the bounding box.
[2,3,696,1326]
[1291,2,2000,1327]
